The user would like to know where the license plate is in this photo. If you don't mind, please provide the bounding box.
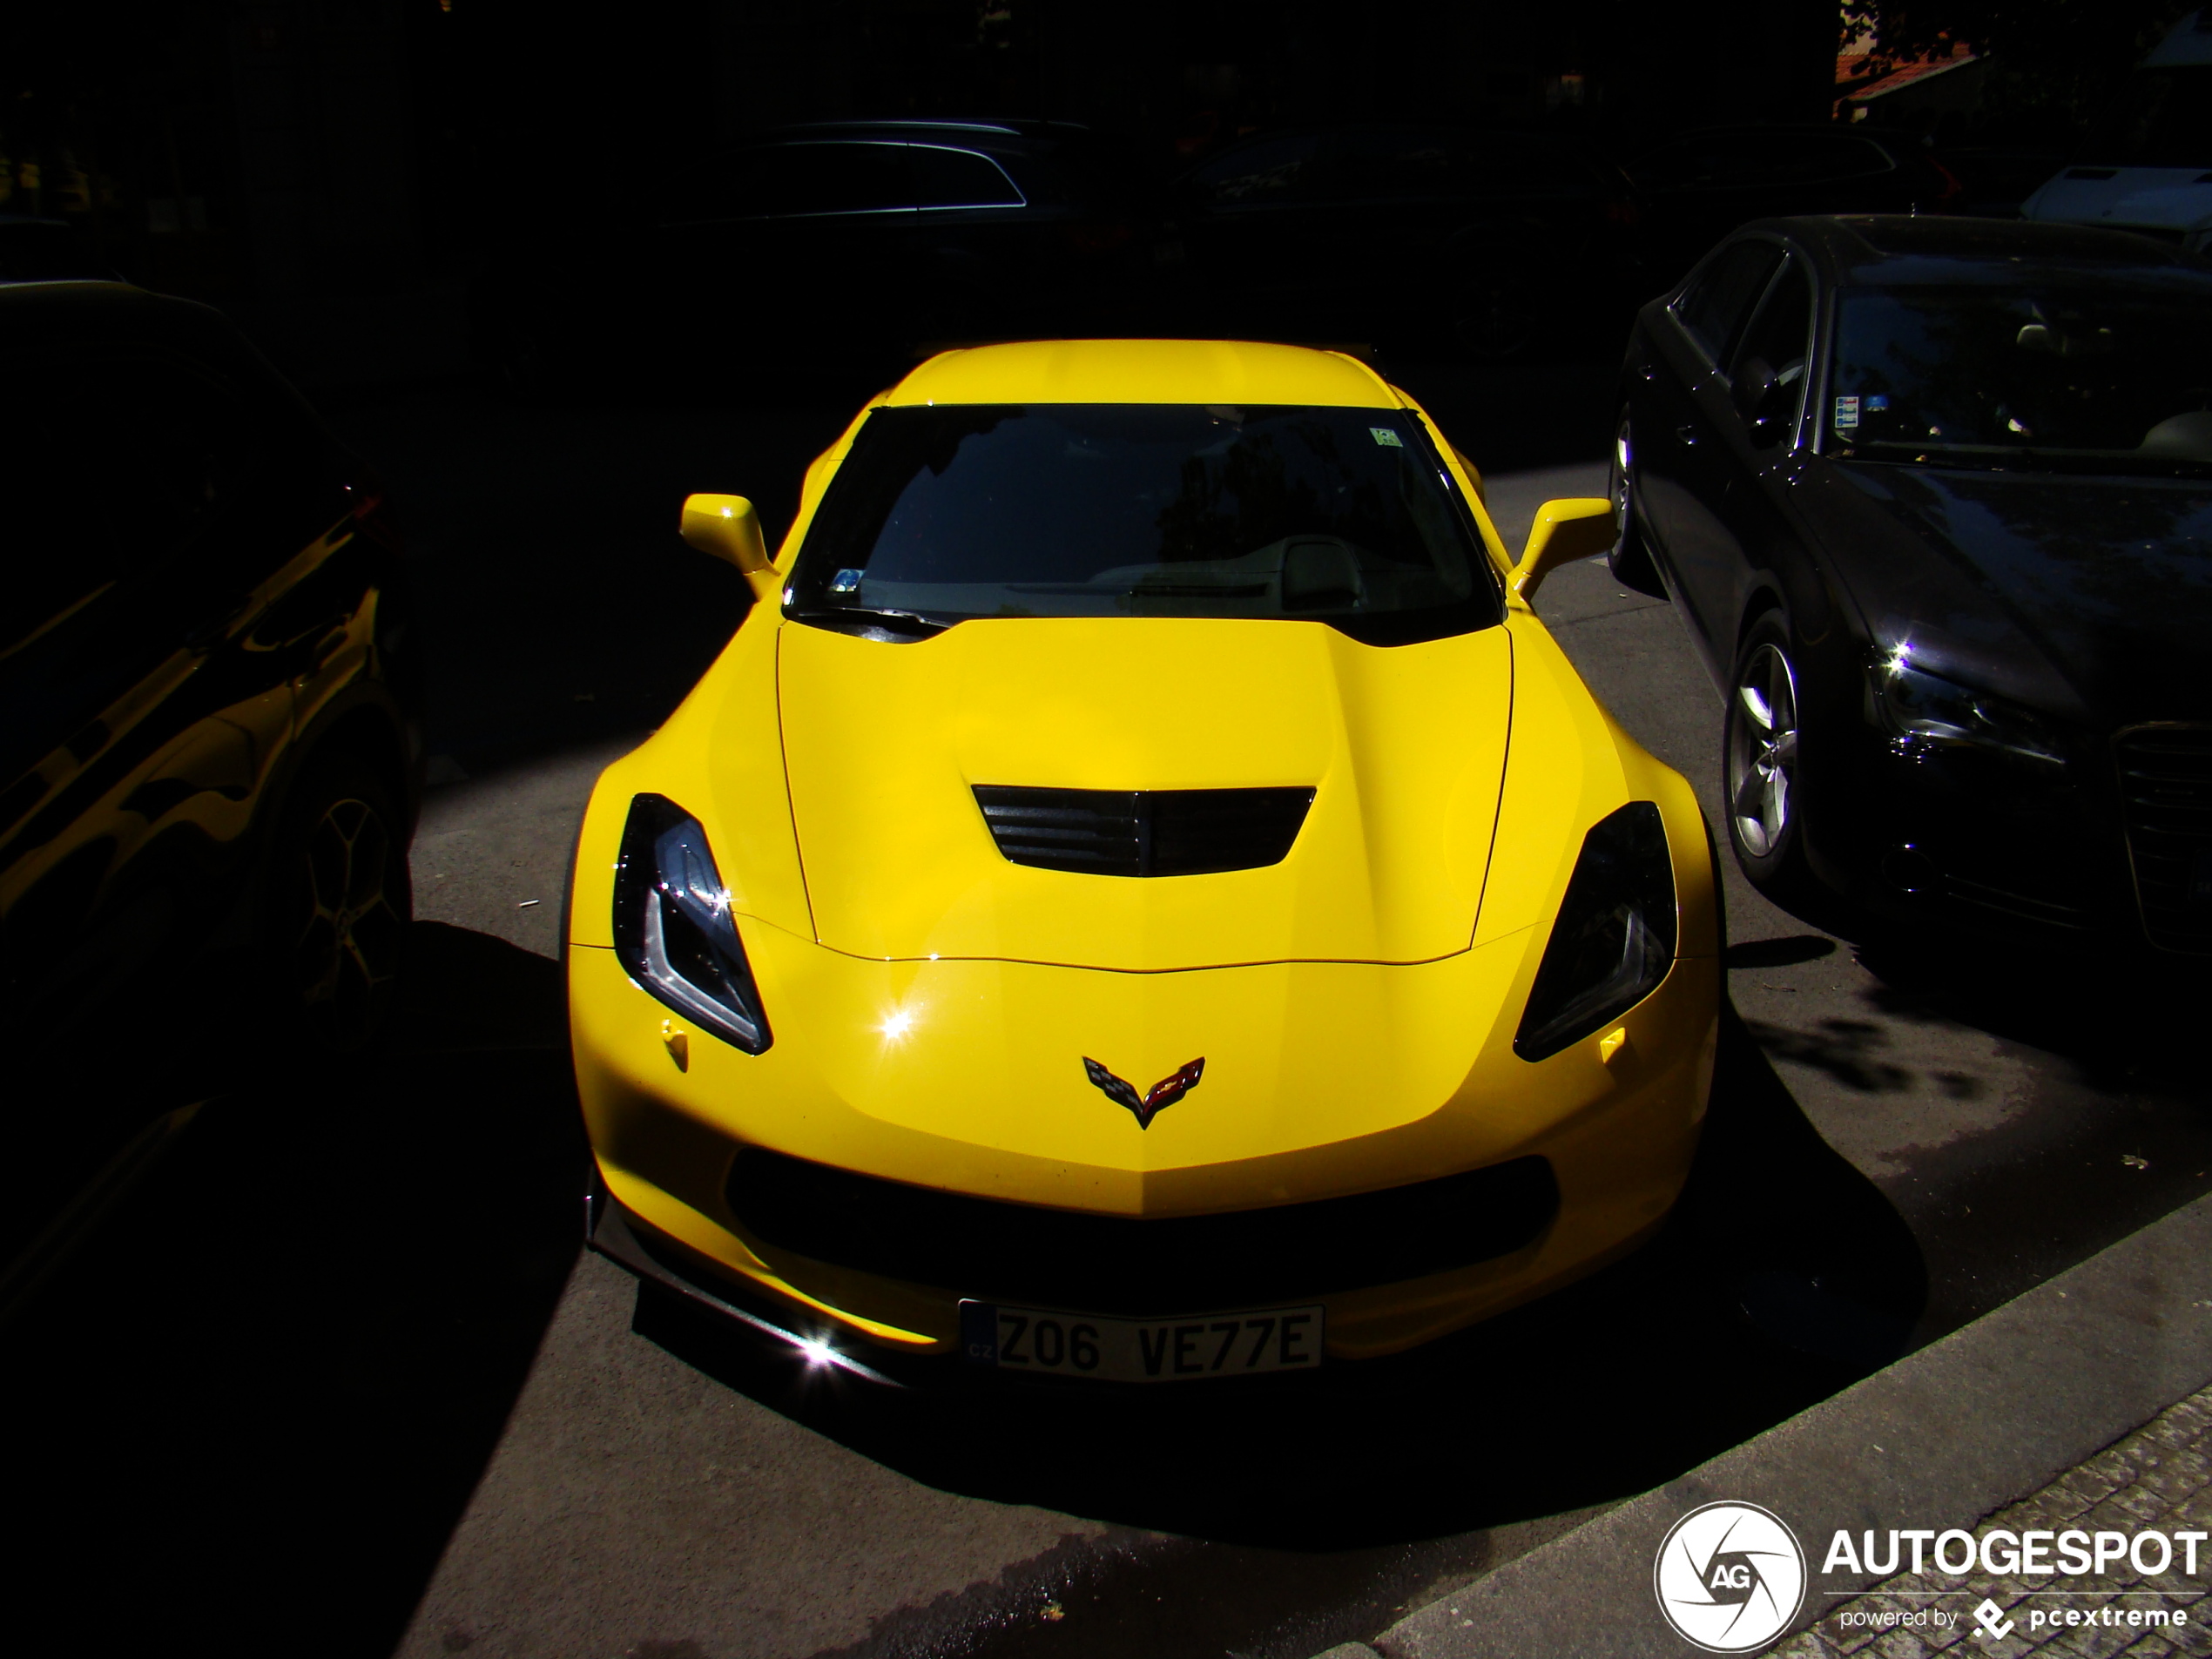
[958,1299,1323,1382]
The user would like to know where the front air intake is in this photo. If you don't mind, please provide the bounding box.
[972,785,1315,877]
[728,1150,1561,1312]
[2116,724,2212,954]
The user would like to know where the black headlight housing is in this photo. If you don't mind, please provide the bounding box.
[1514,801,1676,1062]
[612,793,772,1054]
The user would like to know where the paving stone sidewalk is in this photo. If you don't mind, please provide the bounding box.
[1767,1385,2212,1657]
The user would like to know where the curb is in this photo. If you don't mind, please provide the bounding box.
[1318,1189,2212,1659]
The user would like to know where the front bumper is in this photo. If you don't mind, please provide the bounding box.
[570,921,1720,1370]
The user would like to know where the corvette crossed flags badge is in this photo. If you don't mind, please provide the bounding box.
[1082,1055,1204,1130]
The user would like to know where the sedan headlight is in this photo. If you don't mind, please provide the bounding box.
[612,793,772,1053]
[1865,651,2064,766]
[1514,802,1676,1062]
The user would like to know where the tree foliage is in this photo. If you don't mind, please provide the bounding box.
[1841,0,2194,124]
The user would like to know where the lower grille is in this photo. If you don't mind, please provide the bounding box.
[973,785,1314,877]
[728,1150,1560,1314]
[1942,873,2094,931]
[2116,724,2212,954]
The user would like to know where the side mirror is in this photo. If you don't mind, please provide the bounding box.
[1730,357,1795,448]
[680,493,780,604]
[1512,498,1616,604]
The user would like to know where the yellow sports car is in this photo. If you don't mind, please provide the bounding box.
[568,340,1720,1386]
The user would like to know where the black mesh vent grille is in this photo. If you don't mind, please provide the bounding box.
[727,1150,1560,1314]
[2117,725,2212,954]
[972,785,1315,877]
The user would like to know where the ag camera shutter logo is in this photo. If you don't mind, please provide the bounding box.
[1654,1501,1808,1652]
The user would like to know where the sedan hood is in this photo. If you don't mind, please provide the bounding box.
[1835,462,2212,719]
[775,617,1514,970]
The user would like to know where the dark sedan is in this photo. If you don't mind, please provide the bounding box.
[1614,215,2212,955]
[3,282,423,1305]
[472,118,1172,390]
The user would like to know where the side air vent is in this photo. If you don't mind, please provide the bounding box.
[972,785,1316,877]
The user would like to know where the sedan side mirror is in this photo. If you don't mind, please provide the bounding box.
[1512,498,1617,604]
[680,493,781,604]
[1730,357,1796,448]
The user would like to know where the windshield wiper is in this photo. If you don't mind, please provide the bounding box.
[783,604,951,639]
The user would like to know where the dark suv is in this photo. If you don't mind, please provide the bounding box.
[474,118,1174,389]
[3,282,423,1296]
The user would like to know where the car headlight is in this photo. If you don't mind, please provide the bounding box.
[1864,649,2064,766]
[612,793,772,1053]
[1514,802,1676,1062]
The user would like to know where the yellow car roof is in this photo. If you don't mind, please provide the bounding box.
[884,339,1401,408]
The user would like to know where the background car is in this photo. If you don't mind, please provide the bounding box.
[1624,125,1963,288]
[2,281,423,1305]
[1614,213,2212,954]
[471,118,1175,391]
[2020,9,2212,252]
[565,338,1720,1387]
[1169,122,1647,359]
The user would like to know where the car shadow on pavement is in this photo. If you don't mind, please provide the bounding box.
[0,922,583,1659]
[638,1002,1924,1573]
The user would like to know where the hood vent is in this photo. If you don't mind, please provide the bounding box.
[973,785,1315,878]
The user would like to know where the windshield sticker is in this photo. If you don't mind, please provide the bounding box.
[1370,427,1403,448]
[1865,395,1889,412]
[829,569,863,593]
[1834,395,1861,430]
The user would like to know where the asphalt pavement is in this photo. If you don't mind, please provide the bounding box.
[10,361,2210,1659]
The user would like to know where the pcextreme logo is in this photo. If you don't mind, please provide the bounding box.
[1654,1501,1808,1653]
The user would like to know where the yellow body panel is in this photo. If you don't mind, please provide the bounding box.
[779,617,1512,967]
[566,339,1722,1367]
[887,338,1393,409]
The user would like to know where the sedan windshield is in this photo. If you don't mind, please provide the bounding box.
[786,403,1502,644]
[1829,280,2212,475]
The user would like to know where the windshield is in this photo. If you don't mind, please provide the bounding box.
[787,403,1502,644]
[1828,280,2212,475]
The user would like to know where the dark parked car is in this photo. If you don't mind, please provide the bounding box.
[2,281,423,1300]
[1170,122,1647,358]
[1614,215,2212,954]
[473,118,1173,388]
[1625,127,1963,287]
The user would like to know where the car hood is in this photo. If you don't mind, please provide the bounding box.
[775,616,1514,970]
[1831,461,2212,720]
[2023,167,2212,234]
